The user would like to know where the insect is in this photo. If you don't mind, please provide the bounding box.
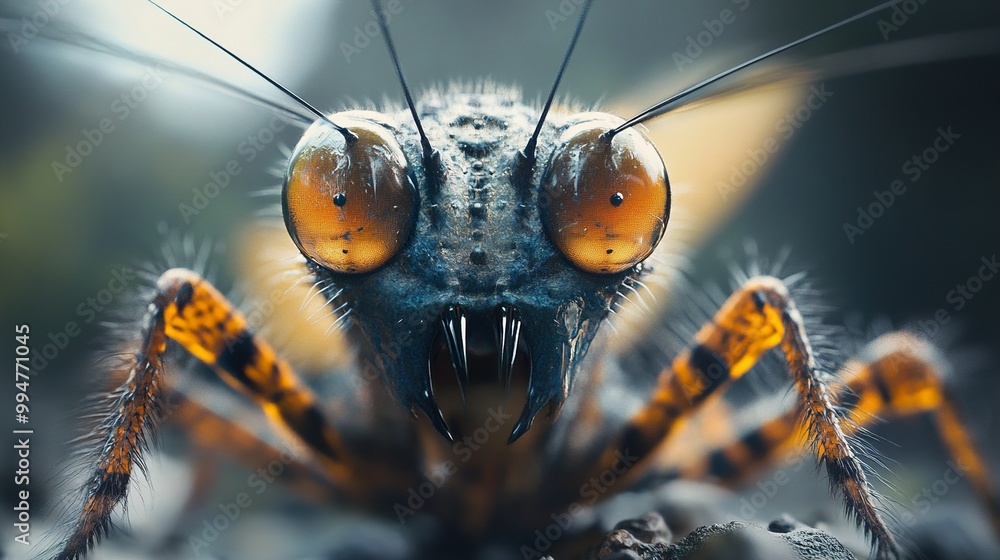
[6,1,999,559]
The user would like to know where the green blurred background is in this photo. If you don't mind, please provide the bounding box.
[1,0,998,557]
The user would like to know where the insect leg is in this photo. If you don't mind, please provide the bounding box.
[678,333,998,530]
[170,394,342,503]
[641,331,1000,555]
[838,332,998,534]
[53,268,383,559]
[586,275,899,559]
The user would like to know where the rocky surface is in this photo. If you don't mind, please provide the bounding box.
[594,512,857,560]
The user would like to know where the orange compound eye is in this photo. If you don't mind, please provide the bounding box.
[283,117,418,274]
[540,114,670,274]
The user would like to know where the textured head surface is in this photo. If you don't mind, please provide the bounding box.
[300,84,661,440]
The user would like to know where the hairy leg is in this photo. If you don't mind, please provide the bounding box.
[665,332,998,533]
[575,276,899,559]
[53,268,419,559]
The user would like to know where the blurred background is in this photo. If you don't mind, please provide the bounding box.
[1,1,998,558]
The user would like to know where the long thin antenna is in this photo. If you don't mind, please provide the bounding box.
[144,0,355,141]
[373,0,435,165]
[522,0,594,164]
[606,0,902,139]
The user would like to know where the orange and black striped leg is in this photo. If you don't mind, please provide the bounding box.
[837,333,998,532]
[838,332,998,534]
[135,394,347,555]
[53,268,367,560]
[661,398,802,486]
[665,332,999,538]
[169,395,343,507]
[587,276,898,559]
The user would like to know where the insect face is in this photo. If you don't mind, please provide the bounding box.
[282,89,670,441]
[17,3,1000,559]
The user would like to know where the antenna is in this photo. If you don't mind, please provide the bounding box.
[522,0,594,165]
[605,0,903,140]
[145,0,355,141]
[373,0,436,167]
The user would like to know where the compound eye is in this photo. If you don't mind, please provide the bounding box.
[283,117,417,273]
[540,114,670,274]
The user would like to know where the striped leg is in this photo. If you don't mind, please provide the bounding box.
[53,268,387,560]
[170,395,342,505]
[587,276,899,559]
[674,332,999,533]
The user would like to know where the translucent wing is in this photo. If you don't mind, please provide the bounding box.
[610,26,1000,268]
[602,27,1000,342]
[615,73,808,258]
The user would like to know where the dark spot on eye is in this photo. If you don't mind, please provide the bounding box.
[357,226,364,232]
[470,248,487,265]
[751,290,767,311]
[470,203,486,218]
[342,249,348,254]
[333,192,347,207]
[610,192,624,207]
[606,249,613,254]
